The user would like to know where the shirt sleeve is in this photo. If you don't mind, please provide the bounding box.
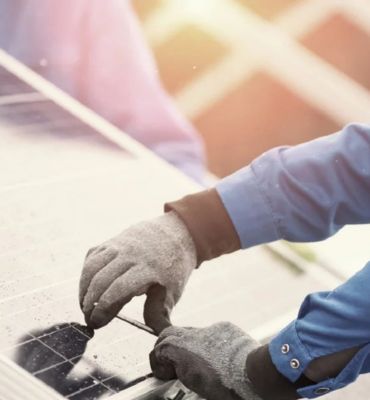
[216,122,370,397]
[0,0,206,183]
[81,0,206,183]
[216,123,370,248]
[269,261,370,398]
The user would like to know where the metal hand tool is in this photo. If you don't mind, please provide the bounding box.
[116,314,202,400]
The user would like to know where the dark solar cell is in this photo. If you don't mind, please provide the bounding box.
[101,376,130,392]
[5,339,65,374]
[35,361,96,396]
[2,320,149,397]
[39,325,94,360]
[0,100,124,152]
[0,66,36,95]
[0,99,79,127]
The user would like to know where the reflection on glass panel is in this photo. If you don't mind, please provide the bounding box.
[4,322,153,399]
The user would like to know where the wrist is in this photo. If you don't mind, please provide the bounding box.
[159,211,197,270]
[165,188,241,266]
[246,344,313,400]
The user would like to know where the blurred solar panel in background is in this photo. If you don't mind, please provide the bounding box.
[132,0,370,177]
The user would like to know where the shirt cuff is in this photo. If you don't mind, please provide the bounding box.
[216,166,280,249]
[270,321,370,398]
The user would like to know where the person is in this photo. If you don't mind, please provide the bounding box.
[80,122,370,400]
[0,0,205,184]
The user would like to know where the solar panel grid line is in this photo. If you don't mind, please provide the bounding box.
[0,355,65,400]
[0,219,99,250]
[175,50,258,118]
[142,0,370,126]
[3,339,66,374]
[197,0,370,124]
[2,318,154,396]
[30,331,120,397]
[0,252,82,286]
[71,334,154,387]
[0,254,79,280]
[0,291,77,324]
[142,0,194,47]
[0,91,46,106]
[0,335,35,353]
[31,324,90,344]
[221,3,370,125]
[0,163,135,194]
[0,276,77,308]
[31,342,73,372]
[274,0,339,38]
[337,0,370,35]
[34,362,102,398]
[0,296,87,350]
[142,0,265,117]
[32,357,75,379]
[68,328,142,356]
[0,49,186,177]
[0,98,111,134]
[0,275,79,310]
[0,66,36,96]
[0,292,77,325]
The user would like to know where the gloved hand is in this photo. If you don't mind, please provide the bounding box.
[150,322,263,400]
[79,212,197,333]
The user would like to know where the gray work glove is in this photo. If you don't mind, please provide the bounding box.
[150,322,263,400]
[79,212,197,333]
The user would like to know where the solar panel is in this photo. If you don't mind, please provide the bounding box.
[0,50,329,400]
[0,53,157,399]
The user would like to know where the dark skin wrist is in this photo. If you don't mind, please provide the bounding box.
[165,188,241,265]
[304,346,360,382]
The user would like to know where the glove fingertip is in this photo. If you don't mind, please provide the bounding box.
[85,307,112,329]
[144,285,172,335]
[149,349,176,381]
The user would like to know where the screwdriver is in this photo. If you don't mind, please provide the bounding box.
[116,314,202,400]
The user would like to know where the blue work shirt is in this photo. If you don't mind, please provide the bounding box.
[217,123,370,398]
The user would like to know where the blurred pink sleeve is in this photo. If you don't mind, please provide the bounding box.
[80,0,206,182]
[0,0,206,182]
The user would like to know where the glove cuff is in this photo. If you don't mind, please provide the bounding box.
[165,188,241,266]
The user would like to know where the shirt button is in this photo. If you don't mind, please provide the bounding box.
[281,344,290,354]
[314,387,331,395]
[290,358,300,369]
